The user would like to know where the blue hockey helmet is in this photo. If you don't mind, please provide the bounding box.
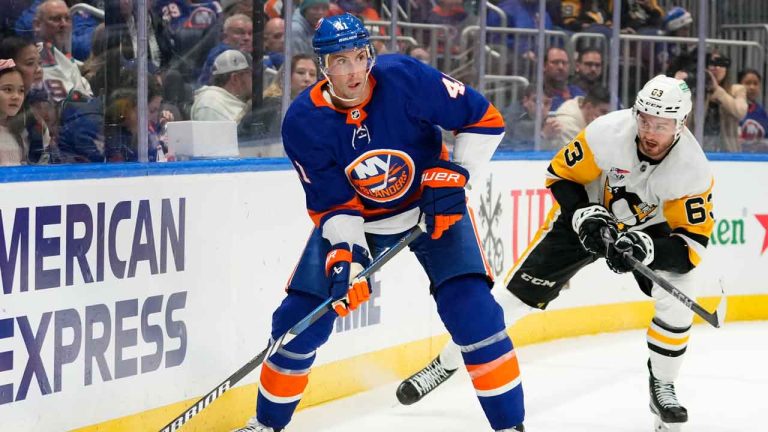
[312,13,372,56]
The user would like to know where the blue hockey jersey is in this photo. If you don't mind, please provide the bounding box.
[282,54,504,230]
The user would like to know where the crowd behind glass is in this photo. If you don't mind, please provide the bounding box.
[0,0,766,165]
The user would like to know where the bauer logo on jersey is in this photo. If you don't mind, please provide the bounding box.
[345,150,415,202]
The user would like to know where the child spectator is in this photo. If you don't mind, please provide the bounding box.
[738,68,768,152]
[0,59,28,165]
[0,36,55,164]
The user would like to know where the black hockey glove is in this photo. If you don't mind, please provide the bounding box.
[606,231,655,274]
[571,204,618,257]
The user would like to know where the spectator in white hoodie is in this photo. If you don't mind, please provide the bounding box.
[191,49,252,124]
[550,85,611,149]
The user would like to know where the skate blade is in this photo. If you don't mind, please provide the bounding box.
[654,416,682,431]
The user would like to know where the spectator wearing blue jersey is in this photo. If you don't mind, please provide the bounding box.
[291,0,329,56]
[233,13,526,432]
[197,13,253,86]
[738,69,768,153]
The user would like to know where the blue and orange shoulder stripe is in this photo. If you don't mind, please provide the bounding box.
[458,103,505,135]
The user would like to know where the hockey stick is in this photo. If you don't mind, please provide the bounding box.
[158,224,424,432]
[624,255,727,328]
[602,229,727,328]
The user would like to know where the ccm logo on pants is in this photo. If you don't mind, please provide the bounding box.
[521,273,556,287]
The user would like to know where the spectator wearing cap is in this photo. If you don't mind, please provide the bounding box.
[292,0,330,56]
[571,47,603,94]
[197,13,253,87]
[191,49,252,124]
[658,6,694,69]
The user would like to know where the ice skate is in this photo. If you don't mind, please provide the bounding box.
[231,418,281,432]
[649,365,687,431]
[396,355,457,405]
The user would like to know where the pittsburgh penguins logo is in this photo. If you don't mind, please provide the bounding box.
[603,179,657,227]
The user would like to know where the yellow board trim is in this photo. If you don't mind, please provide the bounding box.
[73,294,768,432]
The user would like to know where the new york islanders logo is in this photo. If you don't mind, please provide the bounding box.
[345,150,415,202]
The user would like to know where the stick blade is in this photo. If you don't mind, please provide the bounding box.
[714,279,728,328]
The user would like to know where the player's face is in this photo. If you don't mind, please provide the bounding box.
[636,112,677,160]
[326,48,371,106]
[0,72,26,119]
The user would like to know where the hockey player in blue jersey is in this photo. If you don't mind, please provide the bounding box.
[233,13,525,432]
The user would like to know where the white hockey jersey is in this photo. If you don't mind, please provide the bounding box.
[546,109,714,267]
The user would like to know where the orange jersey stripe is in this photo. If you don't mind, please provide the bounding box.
[466,351,520,392]
[260,363,310,398]
[464,104,505,129]
[308,197,365,227]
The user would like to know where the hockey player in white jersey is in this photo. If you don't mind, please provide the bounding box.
[397,75,714,431]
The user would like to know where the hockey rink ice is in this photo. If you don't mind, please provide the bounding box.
[289,321,766,432]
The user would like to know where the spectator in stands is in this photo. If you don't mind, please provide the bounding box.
[197,13,253,87]
[263,17,285,71]
[111,0,171,70]
[544,46,584,111]
[0,59,28,165]
[658,6,694,70]
[339,0,383,24]
[737,69,768,153]
[16,0,98,61]
[571,47,603,94]
[499,83,562,151]
[561,0,612,36]
[104,83,167,162]
[425,0,470,56]
[253,54,318,142]
[0,36,55,164]
[264,0,282,19]
[191,49,252,126]
[406,45,431,64]
[680,53,747,152]
[292,0,330,56]
[663,6,692,38]
[487,0,554,59]
[621,0,664,34]
[551,85,611,148]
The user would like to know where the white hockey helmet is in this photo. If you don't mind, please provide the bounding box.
[634,74,692,141]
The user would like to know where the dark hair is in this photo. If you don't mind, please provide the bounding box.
[0,36,35,61]
[577,47,602,61]
[584,85,610,106]
[737,68,762,83]
[0,66,28,162]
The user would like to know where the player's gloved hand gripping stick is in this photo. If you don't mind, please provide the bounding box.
[601,228,727,328]
[158,223,425,432]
